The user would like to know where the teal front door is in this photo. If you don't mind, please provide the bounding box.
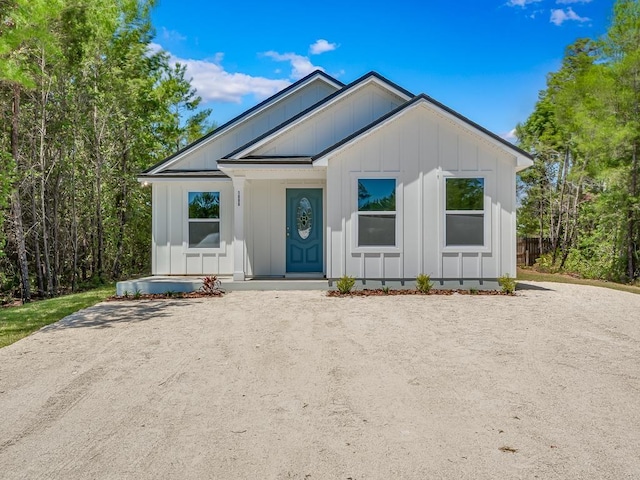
[286,188,323,273]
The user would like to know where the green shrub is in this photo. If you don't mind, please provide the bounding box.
[469,288,479,295]
[498,274,516,294]
[416,273,433,294]
[336,275,356,294]
[382,286,390,295]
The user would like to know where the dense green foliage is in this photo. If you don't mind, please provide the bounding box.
[188,192,220,219]
[0,0,211,301]
[517,0,640,283]
[446,178,484,210]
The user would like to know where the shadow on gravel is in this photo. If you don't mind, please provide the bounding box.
[516,282,554,292]
[41,299,199,331]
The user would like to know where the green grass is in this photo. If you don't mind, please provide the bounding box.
[517,268,640,295]
[0,285,114,348]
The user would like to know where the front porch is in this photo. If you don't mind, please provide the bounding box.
[222,163,327,281]
[115,276,330,296]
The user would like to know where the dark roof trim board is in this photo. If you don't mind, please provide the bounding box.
[143,70,343,174]
[137,170,230,179]
[312,93,534,164]
[218,157,312,166]
[220,71,415,161]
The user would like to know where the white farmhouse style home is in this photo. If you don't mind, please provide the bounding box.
[138,70,533,288]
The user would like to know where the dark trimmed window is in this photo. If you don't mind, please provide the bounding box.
[357,179,396,247]
[188,192,220,248]
[445,178,484,246]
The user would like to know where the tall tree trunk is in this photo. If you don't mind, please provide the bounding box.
[71,145,79,291]
[10,84,30,302]
[627,141,638,280]
[52,169,61,292]
[39,58,54,296]
[111,132,129,279]
[94,105,104,281]
[31,181,44,297]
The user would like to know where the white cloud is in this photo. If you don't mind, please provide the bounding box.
[148,42,163,54]
[263,50,325,80]
[550,7,590,26]
[506,0,542,7]
[310,39,338,55]
[556,0,592,4]
[152,43,291,103]
[180,59,291,103]
[161,27,186,43]
[502,128,518,142]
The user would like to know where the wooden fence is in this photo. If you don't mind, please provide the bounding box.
[517,237,552,266]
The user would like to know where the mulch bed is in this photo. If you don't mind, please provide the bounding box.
[327,288,510,297]
[107,288,511,300]
[107,291,224,301]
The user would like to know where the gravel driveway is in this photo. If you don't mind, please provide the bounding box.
[1,283,639,479]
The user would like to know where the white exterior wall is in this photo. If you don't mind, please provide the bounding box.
[326,103,517,281]
[151,180,234,275]
[245,178,326,277]
[252,83,406,157]
[173,80,337,170]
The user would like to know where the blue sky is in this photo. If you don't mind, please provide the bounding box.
[150,0,616,141]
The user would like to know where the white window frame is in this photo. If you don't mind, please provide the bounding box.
[442,174,491,253]
[352,174,402,253]
[184,190,224,252]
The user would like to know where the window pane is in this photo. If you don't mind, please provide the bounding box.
[189,192,220,219]
[358,179,396,211]
[446,214,484,246]
[189,222,220,248]
[358,214,396,246]
[446,178,484,210]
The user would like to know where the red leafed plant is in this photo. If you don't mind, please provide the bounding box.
[200,276,224,296]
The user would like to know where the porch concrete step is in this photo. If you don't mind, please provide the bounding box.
[116,276,330,295]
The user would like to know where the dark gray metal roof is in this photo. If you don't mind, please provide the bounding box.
[218,156,313,166]
[138,170,230,179]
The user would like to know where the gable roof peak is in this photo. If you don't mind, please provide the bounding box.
[143,69,344,174]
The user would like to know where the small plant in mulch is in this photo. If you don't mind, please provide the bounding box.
[328,288,508,297]
[498,273,516,295]
[200,275,224,296]
[335,275,356,294]
[416,273,434,294]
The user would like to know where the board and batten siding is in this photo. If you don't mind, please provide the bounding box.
[152,181,234,275]
[251,83,406,157]
[173,80,337,170]
[326,103,517,281]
